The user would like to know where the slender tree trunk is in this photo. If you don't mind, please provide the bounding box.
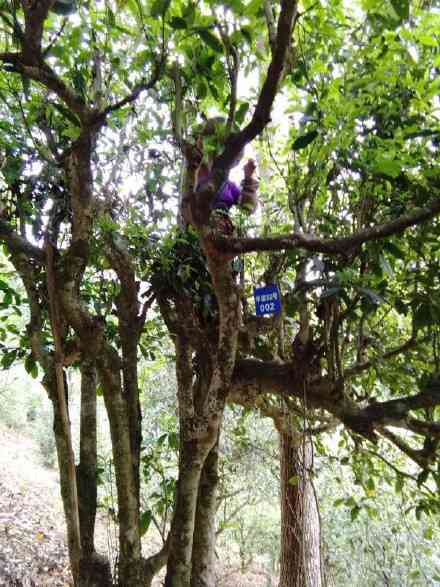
[43,371,81,585]
[98,354,143,587]
[109,240,143,508]
[165,436,216,587]
[77,360,112,586]
[191,438,219,587]
[77,360,98,556]
[279,433,322,587]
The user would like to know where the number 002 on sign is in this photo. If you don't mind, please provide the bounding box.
[254,285,282,316]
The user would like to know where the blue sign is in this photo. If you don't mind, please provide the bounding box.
[254,284,282,316]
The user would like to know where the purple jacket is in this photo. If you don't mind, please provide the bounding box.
[198,177,241,211]
[214,180,241,210]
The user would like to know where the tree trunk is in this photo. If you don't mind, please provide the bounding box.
[98,354,143,587]
[44,371,81,585]
[77,360,98,556]
[165,436,215,587]
[191,439,219,587]
[279,433,322,587]
[77,360,112,586]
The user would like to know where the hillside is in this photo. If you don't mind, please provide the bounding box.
[0,425,72,586]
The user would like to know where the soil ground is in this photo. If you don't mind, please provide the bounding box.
[0,425,72,586]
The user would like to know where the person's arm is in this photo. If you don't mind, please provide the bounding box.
[239,159,259,213]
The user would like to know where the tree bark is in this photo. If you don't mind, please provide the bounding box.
[98,352,143,586]
[77,360,112,586]
[43,371,81,585]
[279,433,322,587]
[191,439,220,587]
[106,235,144,508]
[165,436,215,587]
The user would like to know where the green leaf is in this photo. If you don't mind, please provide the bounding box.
[197,29,223,53]
[366,477,375,492]
[374,158,401,178]
[235,102,249,125]
[383,241,405,259]
[3,291,12,306]
[417,469,429,487]
[169,16,187,29]
[350,505,361,521]
[139,509,153,536]
[424,526,433,540]
[292,129,319,151]
[240,26,252,44]
[24,354,37,377]
[196,80,208,99]
[380,255,394,277]
[207,81,220,100]
[157,433,167,446]
[1,350,17,369]
[394,475,404,493]
[418,34,437,47]
[30,363,38,379]
[151,0,171,17]
[358,287,384,305]
[63,126,82,140]
[288,475,299,486]
[182,2,195,25]
[414,303,433,329]
[168,431,179,450]
[390,0,409,21]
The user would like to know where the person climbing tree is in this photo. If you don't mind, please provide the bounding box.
[181,118,259,232]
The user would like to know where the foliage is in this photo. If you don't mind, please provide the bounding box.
[318,452,440,586]
[0,0,439,584]
[0,369,56,466]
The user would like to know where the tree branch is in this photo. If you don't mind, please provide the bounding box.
[92,53,166,125]
[0,218,45,262]
[378,427,432,469]
[232,359,440,447]
[21,0,52,62]
[216,20,239,134]
[344,337,417,378]
[0,52,88,120]
[212,197,440,256]
[211,0,298,177]
[263,0,277,53]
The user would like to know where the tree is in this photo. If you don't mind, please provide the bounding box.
[0,1,440,586]
[279,431,322,587]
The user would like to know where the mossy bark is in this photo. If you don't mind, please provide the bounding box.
[165,433,217,587]
[77,360,112,586]
[191,440,220,587]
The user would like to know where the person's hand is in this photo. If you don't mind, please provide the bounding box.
[243,159,256,178]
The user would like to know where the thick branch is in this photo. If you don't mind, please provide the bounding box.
[0,52,88,120]
[231,359,440,443]
[21,0,52,62]
[213,197,440,256]
[211,0,298,177]
[0,218,45,262]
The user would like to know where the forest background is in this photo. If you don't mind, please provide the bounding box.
[0,0,440,586]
